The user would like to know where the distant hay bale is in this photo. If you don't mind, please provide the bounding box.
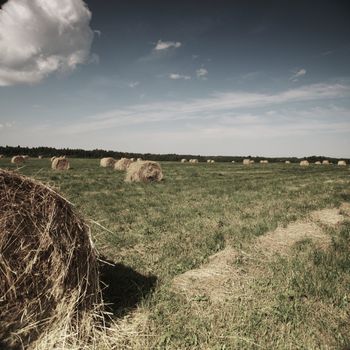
[137,158,143,161]
[100,157,115,168]
[250,160,255,164]
[243,159,250,165]
[125,160,163,183]
[0,170,101,349]
[231,160,235,163]
[322,160,330,165]
[0,154,4,159]
[300,160,309,166]
[11,155,25,164]
[190,159,199,163]
[181,159,187,163]
[50,156,57,162]
[38,155,43,159]
[211,160,215,163]
[338,160,347,166]
[114,158,132,171]
[315,161,321,165]
[260,160,269,164]
[207,159,211,163]
[22,155,30,160]
[52,157,70,170]
[130,158,135,162]
[285,161,291,164]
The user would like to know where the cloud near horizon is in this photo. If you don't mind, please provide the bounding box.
[154,40,181,51]
[0,0,93,86]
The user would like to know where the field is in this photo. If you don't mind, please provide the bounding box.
[1,158,350,349]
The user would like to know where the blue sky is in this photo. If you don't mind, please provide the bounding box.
[0,0,349,157]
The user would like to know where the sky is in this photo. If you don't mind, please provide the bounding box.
[0,0,349,157]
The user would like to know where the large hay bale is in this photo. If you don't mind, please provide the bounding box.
[100,157,115,168]
[0,170,101,348]
[125,160,163,183]
[322,160,330,165]
[300,160,309,166]
[181,159,187,163]
[50,156,57,162]
[114,158,132,171]
[338,160,347,166]
[11,155,25,164]
[52,157,70,170]
[243,159,250,165]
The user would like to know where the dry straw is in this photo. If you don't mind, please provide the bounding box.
[338,160,347,166]
[114,158,132,171]
[125,160,163,183]
[300,160,309,166]
[0,170,102,349]
[52,157,70,170]
[100,157,116,168]
[11,155,25,164]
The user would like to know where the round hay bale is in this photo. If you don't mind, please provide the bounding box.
[300,160,309,166]
[52,157,70,170]
[250,160,255,164]
[207,159,211,163]
[100,157,115,168]
[114,158,132,171]
[338,160,347,166]
[137,158,143,162]
[22,155,30,160]
[50,156,57,162]
[322,160,330,165]
[38,155,43,159]
[0,154,4,159]
[315,161,321,165]
[211,160,215,163]
[189,159,198,163]
[181,159,187,163]
[130,158,135,162]
[243,159,250,165]
[260,160,268,164]
[11,155,25,164]
[0,170,101,348]
[231,160,235,163]
[285,161,291,164]
[125,160,163,183]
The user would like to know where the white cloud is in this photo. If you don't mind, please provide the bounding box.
[169,73,191,80]
[196,68,208,79]
[154,40,181,51]
[0,0,94,86]
[128,81,140,88]
[290,68,307,82]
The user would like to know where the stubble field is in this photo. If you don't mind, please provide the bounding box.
[1,158,350,349]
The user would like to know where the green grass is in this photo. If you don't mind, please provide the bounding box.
[1,158,350,349]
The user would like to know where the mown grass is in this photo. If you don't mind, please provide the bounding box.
[1,158,349,349]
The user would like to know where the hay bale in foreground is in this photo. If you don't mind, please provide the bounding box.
[300,160,309,166]
[114,158,132,171]
[100,157,115,168]
[0,170,101,349]
[11,155,25,164]
[52,157,70,170]
[50,156,57,162]
[338,160,347,166]
[125,160,163,183]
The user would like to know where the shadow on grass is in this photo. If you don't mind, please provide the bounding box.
[99,258,157,317]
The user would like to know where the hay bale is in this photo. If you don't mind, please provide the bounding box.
[100,157,115,168]
[52,157,70,170]
[243,159,250,165]
[322,160,330,165]
[250,160,255,164]
[190,159,199,163]
[50,156,57,162]
[300,160,309,166]
[22,155,30,160]
[11,155,25,164]
[231,160,235,163]
[0,154,4,159]
[211,160,215,163]
[130,158,135,162]
[0,170,101,348]
[338,160,347,166]
[125,160,163,183]
[285,161,291,164]
[207,159,211,163]
[137,158,143,161]
[38,155,43,159]
[181,159,187,163]
[260,160,268,164]
[114,158,132,171]
[315,161,321,165]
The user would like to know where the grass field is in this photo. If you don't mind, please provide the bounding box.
[1,158,350,349]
